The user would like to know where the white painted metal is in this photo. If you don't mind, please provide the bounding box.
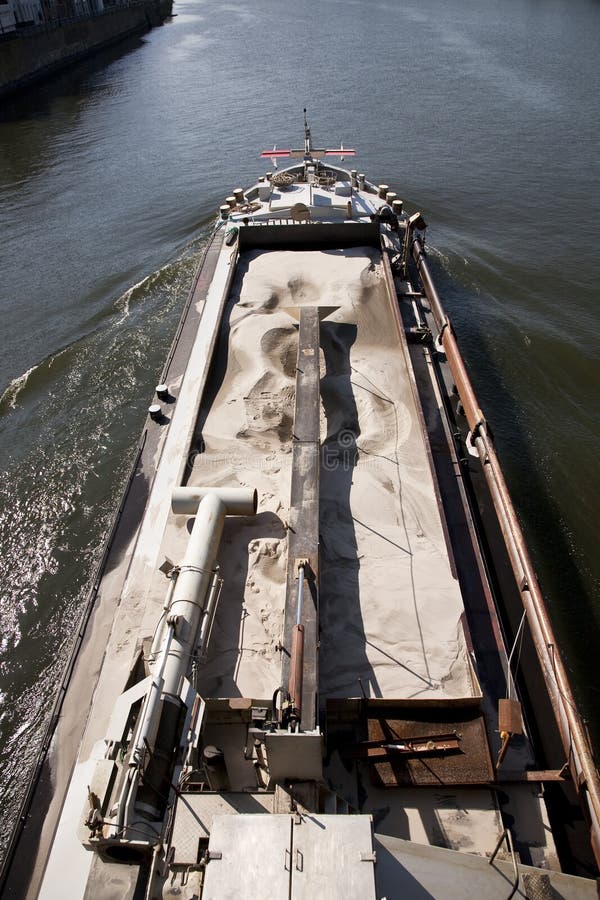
[104,675,152,743]
[170,793,274,866]
[201,814,377,899]
[171,486,257,517]
[291,815,376,900]
[374,834,598,899]
[161,493,226,698]
[202,815,292,899]
[38,760,97,900]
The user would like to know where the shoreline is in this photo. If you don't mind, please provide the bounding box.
[0,0,173,101]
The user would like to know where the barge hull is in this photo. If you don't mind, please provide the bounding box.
[2,141,598,898]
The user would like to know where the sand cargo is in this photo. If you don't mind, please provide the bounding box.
[2,114,599,898]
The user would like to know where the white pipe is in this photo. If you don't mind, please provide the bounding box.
[134,624,174,760]
[117,486,257,839]
[162,487,257,698]
[198,569,222,660]
[161,494,225,697]
[171,486,257,517]
[118,624,175,832]
[149,573,178,660]
[116,767,137,835]
[122,769,139,834]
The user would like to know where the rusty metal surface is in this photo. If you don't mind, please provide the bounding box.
[410,235,600,867]
[477,428,600,863]
[367,707,493,787]
[345,733,460,760]
[280,307,320,732]
[498,770,569,783]
[498,699,523,735]
[411,238,483,434]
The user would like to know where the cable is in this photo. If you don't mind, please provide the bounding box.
[506,609,527,700]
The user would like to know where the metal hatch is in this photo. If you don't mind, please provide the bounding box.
[202,815,292,899]
[290,814,376,900]
[201,814,377,900]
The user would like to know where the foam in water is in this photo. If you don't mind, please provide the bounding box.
[0,364,40,411]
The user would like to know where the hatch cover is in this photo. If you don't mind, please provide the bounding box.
[202,814,377,899]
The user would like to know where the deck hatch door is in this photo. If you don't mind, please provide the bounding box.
[290,814,377,899]
[202,814,292,899]
[201,814,377,899]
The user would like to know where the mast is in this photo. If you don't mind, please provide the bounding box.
[260,112,354,163]
[303,107,312,156]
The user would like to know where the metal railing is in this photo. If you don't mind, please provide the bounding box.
[411,234,600,868]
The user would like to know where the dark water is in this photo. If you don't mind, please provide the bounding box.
[0,0,598,862]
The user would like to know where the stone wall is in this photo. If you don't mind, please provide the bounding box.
[0,0,172,99]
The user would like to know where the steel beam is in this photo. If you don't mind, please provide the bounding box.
[281,307,320,732]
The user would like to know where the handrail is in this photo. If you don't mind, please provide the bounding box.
[411,235,600,868]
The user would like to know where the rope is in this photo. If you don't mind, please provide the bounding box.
[506,610,527,700]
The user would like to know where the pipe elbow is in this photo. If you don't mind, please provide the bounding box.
[171,486,258,517]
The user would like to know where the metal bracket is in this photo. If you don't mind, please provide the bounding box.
[360,851,377,863]
[166,613,180,632]
[465,420,486,458]
[207,850,222,861]
[434,319,450,354]
[159,557,176,576]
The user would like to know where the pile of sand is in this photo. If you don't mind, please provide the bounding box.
[189,248,475,703]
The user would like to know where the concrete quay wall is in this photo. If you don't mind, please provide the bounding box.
[0,0,172,99]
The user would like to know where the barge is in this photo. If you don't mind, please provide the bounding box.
[2,113,599,898]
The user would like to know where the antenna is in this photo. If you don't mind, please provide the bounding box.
[303,108,312,155]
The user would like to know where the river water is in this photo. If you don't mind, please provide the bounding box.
[0,0,598,863]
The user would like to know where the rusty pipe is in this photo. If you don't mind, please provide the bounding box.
[412,237,484,433]
[475,430,600,863]
[297,563,305,626]
[411,236,600,865]
[411,237,446,326]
